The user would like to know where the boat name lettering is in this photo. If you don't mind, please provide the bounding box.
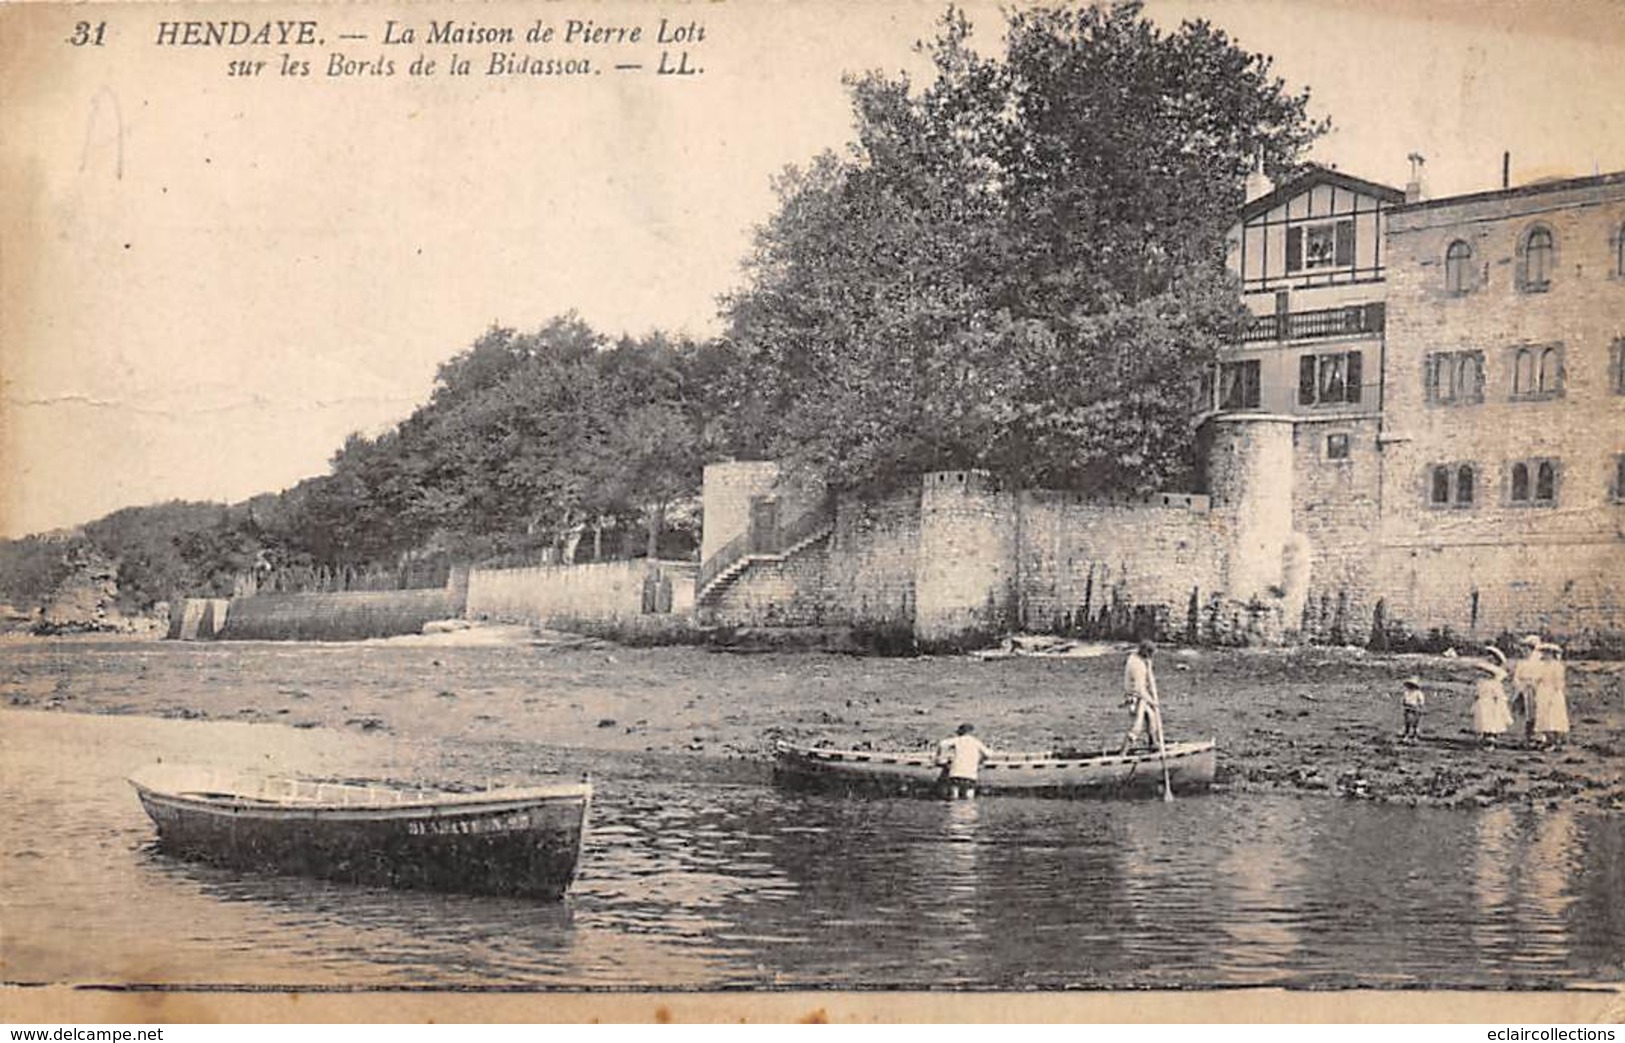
[407,811,532,836]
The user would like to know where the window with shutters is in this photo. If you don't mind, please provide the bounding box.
[1610,338,1625,395]
[1219,360,1261,410]
[1424,350,1485,405]
[1508,458,1560,506]
[1298,350,1363,407]
[1287,219,1355,273]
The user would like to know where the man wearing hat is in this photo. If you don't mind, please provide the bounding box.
[1400,676,1426,742]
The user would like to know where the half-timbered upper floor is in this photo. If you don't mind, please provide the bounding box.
[1230,165,1406,297]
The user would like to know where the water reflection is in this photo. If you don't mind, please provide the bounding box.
[137,845,580,986]
[1211,797,1308,982]
[1508,809,1581,973]
[1473,805,1518,961]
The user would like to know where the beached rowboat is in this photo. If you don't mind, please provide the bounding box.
[129,766,591,899]
[773,739,1217,798]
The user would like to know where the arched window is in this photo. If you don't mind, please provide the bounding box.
[1511,462,1530,502]
[1457,465,1475,505]
[1536,461,1556,501]
[1454,353,1483,401]
[1445,240,1474,294]
[1513,348,1536,396]
[1538,347,1561,393]
[1521,225,1555,291]
[1431,466,1451,505]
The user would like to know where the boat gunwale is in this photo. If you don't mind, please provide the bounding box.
[128,775,592,821]
[774,739,1216,771]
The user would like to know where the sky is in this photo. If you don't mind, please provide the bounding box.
[3,0,1624,538]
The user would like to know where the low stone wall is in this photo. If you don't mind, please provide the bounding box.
[705,474,1233,648]
[1018,490,1228,641]
[822,489,922,629]
[216,588,463,641]
[1373,538,1625,651]
[467,559,697,627]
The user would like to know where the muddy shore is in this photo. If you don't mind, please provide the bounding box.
[3,627,1621,811]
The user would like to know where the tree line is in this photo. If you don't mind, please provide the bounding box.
[3,318,741,614]
[2,2,1325,615]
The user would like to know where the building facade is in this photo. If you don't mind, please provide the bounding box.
[1210,166,1625,647]
[693,167,1625,651]
[1376,172,1625,644]
[1213,165,1407,641]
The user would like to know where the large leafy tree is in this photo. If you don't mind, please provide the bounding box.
[723,2,1325,494]
[283,314,715,568]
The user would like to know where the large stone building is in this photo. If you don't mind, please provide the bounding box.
[695,165,1625,651]
[1376,171,1625,643]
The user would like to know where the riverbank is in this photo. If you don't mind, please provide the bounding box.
[2,628,1620,810]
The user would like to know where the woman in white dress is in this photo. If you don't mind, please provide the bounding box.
[1471,646,1515,747]
[1510,635,1544,744]
[1530,642,1571,747]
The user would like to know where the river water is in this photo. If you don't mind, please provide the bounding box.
[2,699,1621,989]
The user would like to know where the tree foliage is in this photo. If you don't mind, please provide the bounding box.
[723,1,1325,494]
[1,315,724,610]
[290,314,719,568]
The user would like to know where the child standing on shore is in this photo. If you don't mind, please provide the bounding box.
[1400,677,1426,743]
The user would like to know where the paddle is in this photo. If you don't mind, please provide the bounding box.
[1155,691,1174,803]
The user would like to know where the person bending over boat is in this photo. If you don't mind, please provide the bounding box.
[936,723,991,800]
[1120,641,1164,755]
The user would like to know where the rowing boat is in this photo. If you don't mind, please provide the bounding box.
[773,739,1217,798]
[129,766,591,899]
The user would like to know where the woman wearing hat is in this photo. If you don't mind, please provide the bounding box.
[1530,641,1571,747]
[1471,646,1515,747]
[1510,635,1544,744]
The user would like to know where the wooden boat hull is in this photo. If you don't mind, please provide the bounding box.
[130,770,591,899]
[773,740,1217,798]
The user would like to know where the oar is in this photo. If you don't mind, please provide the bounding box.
[1155,699,1174,802]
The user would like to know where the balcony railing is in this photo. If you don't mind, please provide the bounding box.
[1242,303,1385,344]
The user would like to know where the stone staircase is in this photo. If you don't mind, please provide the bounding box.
[696,504,833,605]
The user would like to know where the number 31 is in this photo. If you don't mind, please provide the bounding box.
[69,21,107,46]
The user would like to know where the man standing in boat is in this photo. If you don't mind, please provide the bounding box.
[936,723,991,800]
[1120,641,1164,755]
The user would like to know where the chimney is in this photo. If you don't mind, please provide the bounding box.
[1244,152,1272,204]
[1405,152,1427,203]
[1503,151,1511,189]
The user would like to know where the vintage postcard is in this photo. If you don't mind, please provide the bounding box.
[2,0,1623,1025]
